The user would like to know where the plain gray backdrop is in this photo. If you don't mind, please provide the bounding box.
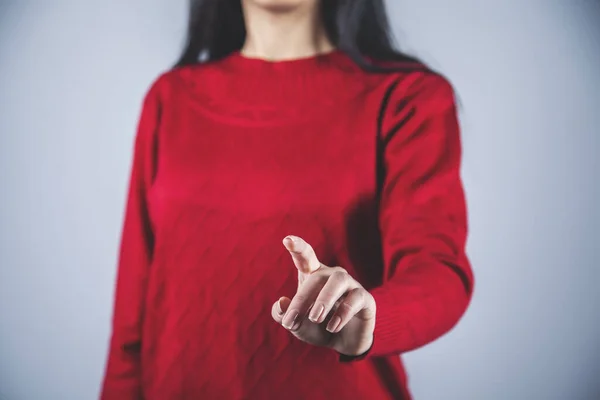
[0,1,599,399]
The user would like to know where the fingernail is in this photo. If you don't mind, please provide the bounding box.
[309,304,324,323]
[326,316,342,333]
[291,317,302,331]
[285,235,298,243]
[282,310,298,330]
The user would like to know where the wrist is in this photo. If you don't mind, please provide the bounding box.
[338,334,374,362]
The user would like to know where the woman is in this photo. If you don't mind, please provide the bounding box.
[101,0,474,399]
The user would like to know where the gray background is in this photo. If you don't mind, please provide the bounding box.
[1,1,599,399]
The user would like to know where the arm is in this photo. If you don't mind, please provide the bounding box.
[366,72,474,358]
[100,79,162,399]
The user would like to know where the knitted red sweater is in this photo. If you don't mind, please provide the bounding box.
[100,50,474,400]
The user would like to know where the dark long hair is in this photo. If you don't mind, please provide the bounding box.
[174,0,426,72]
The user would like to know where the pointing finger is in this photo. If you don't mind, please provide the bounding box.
[282,235,321,274]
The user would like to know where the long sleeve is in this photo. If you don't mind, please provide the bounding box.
[366,73,474,358]
[100,79,162,399]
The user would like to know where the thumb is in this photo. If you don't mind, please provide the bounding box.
[282,235,321,274]
[278,296,291,314]
[271,296,292,324]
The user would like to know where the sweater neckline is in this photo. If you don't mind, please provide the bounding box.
[181,49,367,126]
[231,48,345,66]
[223,48,357,77]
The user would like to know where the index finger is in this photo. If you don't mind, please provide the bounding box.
[283,236,321,274]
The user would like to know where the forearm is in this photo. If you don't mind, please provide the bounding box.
[100,273,147,399]
[368,258,470,357]
[101,75,162,399]
[362,72,474,359]
[101,343,144,400]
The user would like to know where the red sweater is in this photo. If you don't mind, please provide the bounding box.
[101,50,474,400]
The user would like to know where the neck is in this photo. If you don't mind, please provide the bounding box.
[240,2,334,61]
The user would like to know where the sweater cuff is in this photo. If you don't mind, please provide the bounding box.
[366,263,471,358]
[367,287,414,358]
[100,382,143,400]
[338,337,374,363]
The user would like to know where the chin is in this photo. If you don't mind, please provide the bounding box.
[245,0,318,13]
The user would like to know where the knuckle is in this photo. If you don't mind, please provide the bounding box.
[338,301,354,313]
[352,288,366,302]
[331,270,348,281]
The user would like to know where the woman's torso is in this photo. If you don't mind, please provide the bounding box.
[140,51,413,399]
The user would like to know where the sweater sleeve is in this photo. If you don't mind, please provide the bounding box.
[364,73,474,359]
[100,79,162,399]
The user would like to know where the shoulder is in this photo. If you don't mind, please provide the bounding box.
[368,59,456,106]
[366,61,460,140]
[338,54,458,118]
[140,60,228,105]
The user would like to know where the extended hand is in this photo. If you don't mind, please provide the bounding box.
[271,235,376,356]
